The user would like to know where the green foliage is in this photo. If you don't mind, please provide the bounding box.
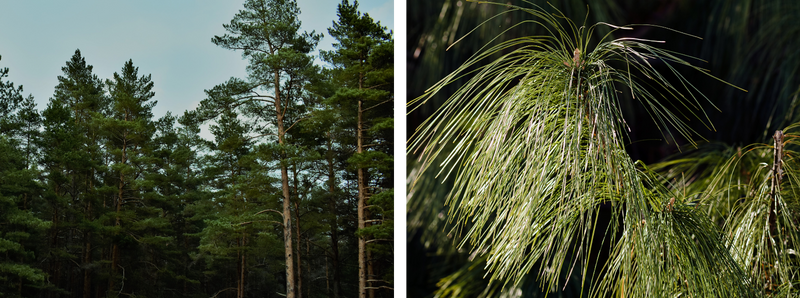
[651,122,800,296]
[321,1,394,296]
[370,116,393,132]
[0,263,45,283]
[347,151,392,173]
[357,190,393,242]
[0,1,389,296]
[148,112,211,296]
[0,58,50,296]
[0,139,49,292]
[408,2,783,297]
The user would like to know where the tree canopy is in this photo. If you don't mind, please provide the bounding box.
[0,1,393,297]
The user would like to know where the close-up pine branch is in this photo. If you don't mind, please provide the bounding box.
[407,1,800,297]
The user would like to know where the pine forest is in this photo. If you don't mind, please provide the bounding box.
[0,0,393,297]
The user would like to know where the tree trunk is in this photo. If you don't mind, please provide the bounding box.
[296,219,302,298]
[368,248,375,298]
[294,197,303,298]
[275,69,295,298]
[291,165,303,298]
[50,197,60,298]
[282,164,294,297]
[326,136,342,298]
[184,228,189,296]
[70,256,78,297]
[357,97,368,298]
[110,136,126,295]
[109,243,119,294]
[325,252,330,296]
[83,202,92,298]
[238,234,246,298]
[306,239,310,298]
[68,218,75,296]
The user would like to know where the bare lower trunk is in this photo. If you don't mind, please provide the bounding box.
[50,203,60,298]
[276,68,295,298]
[291,166,303,298]
[109,179,123,293]
[357,98,368,298]
[368,248,375,298]
[184,229,189,295]
[70,260,77,297]
[326,135,342,298]
[306,240,310,298]
[109,243,118,293]
[110,135,127,295]
[83,201,92,298]
[83,235,91,298]
[295,204,303,298]
[238,234,246,298]
[325,253,330,296]
[282,165,294,298]
[84,171,94,298]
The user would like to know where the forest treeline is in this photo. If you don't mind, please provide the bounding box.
[0,0,393,297]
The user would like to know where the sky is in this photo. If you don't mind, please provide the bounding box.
[0,0,394,122]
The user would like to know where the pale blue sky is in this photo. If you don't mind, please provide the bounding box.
[0,0,394,120]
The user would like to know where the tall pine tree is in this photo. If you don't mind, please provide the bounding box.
[100,59,158,296]
[148,112,209,296]
[40,49,107,298]
[198,109,257,298]
[321,1,394,296]
[199,1,322,296]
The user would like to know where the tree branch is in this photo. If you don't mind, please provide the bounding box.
[222,45,269,55]
[364,83,390,90]
[364,286,394,290]
[285,116,308,134]
[117,264,125,296]
[363,98,392,112]
[228,94,276,105]
[238,220,283,227]
[210,287,237,298]
[249,90,277,101]
[245,133,278,142]
[255,209,284,218]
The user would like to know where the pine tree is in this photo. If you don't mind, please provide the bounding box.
[198,109,259,298]
[39,85,80,298]
[321,1,394,296]
[302,70,350,297]
[148,112,208,296]
[39,49,107,297]
[0,136,50,297]
[199,1,322,296]
[100,59,158,296]
[0,64,40,168]
[284,120,326,298]
[0,55,50,297]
